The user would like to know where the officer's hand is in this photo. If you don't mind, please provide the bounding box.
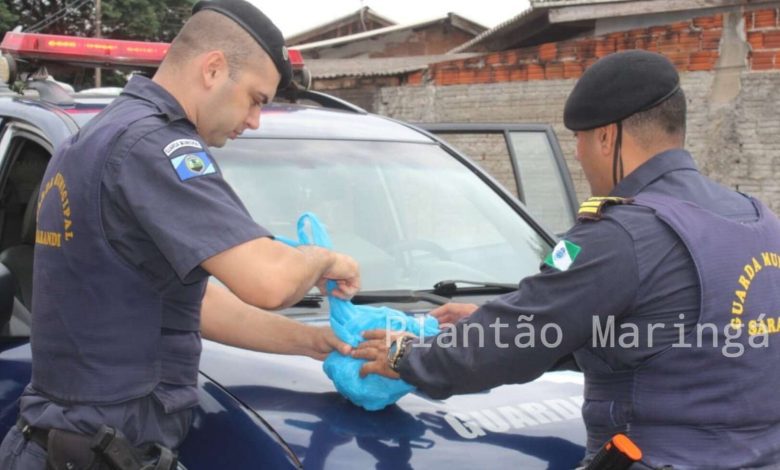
[351,329,413,379]
[430,303,479,326]
[321,252,361,299]
[307,326,351,361]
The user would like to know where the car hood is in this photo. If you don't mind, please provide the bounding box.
[200,340,586,469]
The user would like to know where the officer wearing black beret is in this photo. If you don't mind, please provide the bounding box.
[0,1,360,468]
[355,50,780,469]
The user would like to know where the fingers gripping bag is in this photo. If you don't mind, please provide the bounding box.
[276,213,440,411]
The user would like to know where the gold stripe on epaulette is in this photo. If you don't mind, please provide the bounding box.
[577,196,634,221]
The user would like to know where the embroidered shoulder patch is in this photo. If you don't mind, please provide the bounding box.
[163,139,203,157]
[544,240,581,271]
[170,152,216,181]
[577,196,634,221]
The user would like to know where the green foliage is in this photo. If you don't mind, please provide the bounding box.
[0,2,19,34]
[0,1,196,89]
[1,0,195,41]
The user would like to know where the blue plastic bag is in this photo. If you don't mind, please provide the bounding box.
[276,213,440,411]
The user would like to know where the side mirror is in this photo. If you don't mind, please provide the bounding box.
[0,262,16,330]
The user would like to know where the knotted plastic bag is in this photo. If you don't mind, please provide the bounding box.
[276,212,440,411]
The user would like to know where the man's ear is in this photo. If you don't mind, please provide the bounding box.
[596,123,618,158]
[200,50,229,89]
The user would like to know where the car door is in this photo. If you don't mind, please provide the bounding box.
[420,123,577,236]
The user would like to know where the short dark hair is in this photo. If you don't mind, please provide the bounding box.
[164,10,265,79]
[623,88,687,147]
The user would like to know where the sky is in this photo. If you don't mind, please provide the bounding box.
[250,0,532,38]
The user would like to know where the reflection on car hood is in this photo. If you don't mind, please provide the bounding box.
[199,340,586,469]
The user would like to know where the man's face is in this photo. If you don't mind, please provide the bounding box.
[200,54,281,147]
[575,128,612,197]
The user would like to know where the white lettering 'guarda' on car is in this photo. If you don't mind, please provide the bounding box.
[443,396,584,439]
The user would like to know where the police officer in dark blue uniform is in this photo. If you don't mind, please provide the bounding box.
[354,50,780,469]
[0,1,360,469]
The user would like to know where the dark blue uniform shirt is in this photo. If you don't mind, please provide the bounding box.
[19,76,270,448]
[399,149,758,399]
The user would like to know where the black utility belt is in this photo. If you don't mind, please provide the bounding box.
[17,418,183,470]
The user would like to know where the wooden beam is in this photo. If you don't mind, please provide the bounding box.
[548,0,780,23]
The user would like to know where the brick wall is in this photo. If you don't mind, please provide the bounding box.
[373,7,780,212]
[746,8,780,69]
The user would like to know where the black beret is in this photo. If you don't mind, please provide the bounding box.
[192,0,292,90]
[564,50,680,131]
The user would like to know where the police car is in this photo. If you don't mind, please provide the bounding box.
[0,33,586,469]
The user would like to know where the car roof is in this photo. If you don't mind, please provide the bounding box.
[242,103,434,142]
[0,91,437,144]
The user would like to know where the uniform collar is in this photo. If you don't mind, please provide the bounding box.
[610,148,698,197]
[120,75,189,122]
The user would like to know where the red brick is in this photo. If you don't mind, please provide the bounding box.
[485,53,502,65]
[693,14,723,29]
[563,62,583,78]
[516,48,538,63]
[595,39,616,57]
[776,52,780,68]
[527,63,545,80]
[678,33,701,48]
[669,21,692,32]
[744,12,755,31]
[688,62,710,71]
[656,32,680,47]
[701,30,722,50]
[765,31,780,48]
[557,43,578,60]
[576,39,597,59]
[689,51,718,71]
[544,62,564,79]
[492,68,511,82]
[614,37,632,51]
[751,51,775,70]
[407,71,423,85]
[657,43,682,54]
[643,39,659,52]
[748,32,765,50]
[664,51,690,69]
[650,26,669,37]
[435,69,458,85]
[630,37,649,50]
[468,69,484,82]
[539,43,557,61]
[754,9,777,28]
[510,67,528,81]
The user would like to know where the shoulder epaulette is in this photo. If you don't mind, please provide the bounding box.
[577,196,634,221]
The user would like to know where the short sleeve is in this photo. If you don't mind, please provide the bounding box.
[106,127,271,282]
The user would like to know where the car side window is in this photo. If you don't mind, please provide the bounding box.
[508,131,575,235]
[421,124,577,236]
[0,125,52,338]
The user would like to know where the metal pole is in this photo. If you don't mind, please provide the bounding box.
[95,0,102,87]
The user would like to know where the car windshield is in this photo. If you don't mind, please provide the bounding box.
[212,138,550,292]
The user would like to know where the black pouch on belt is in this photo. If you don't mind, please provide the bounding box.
[47,428,105,470]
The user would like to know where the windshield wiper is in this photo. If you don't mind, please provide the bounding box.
[294,290,450,307]
[352,290,451,306]
[431,280,518,297]
[293,282,516,309]
[292,294,325,308]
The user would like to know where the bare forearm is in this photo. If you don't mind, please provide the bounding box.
[201,238,358,311]
[201,282,319,355]
[273,245,334,308]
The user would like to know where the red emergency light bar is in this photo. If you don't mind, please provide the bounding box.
[0,32,169,68]
[0,32,305,70]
